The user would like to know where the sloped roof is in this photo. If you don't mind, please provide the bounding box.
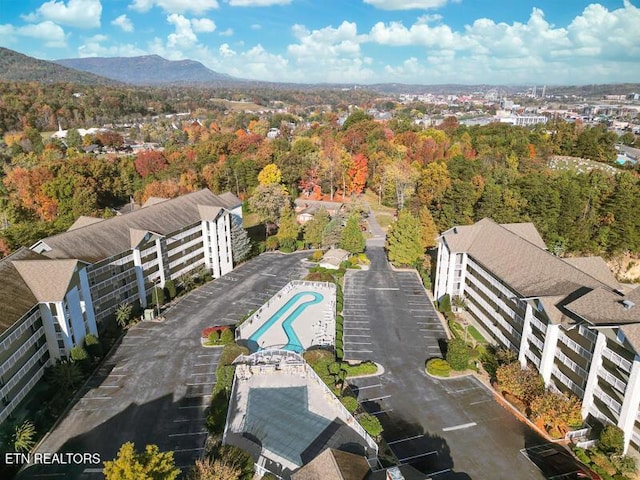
[0,248,46,335]
[292,448,369,480]
[68,215,104,231]
[218,191,242,208]
[12,259,79,302]
[443,218,610,298]
[565,286,640,326]
[563,257,620,290]
[141,196,167,208]
[35,189,232,263]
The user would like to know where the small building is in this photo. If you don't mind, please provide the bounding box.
[319,248,349,270]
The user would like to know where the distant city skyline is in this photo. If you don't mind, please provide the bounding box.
[1,0,639,85]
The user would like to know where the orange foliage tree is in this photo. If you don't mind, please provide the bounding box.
[347,153,368,195]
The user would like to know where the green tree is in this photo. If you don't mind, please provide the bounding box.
[339,214,365,254]
[321,216,343,248]
[69,345,89,362]
[599,425,625,455]
[386,210,424,266]
[115,302,133,328]
[187,458,241,480]
[248,183,289,234]
[230,216,252,264]
[152,285,166,307]
[446,338,469,371]
[357,412,383,438]
[12,420,36,453]
[342,109,372,131]
[164,279,177,300]
[66,128,82,149]
[48,360,84,391]
[276,203,300,252]
[103,442,180,480]
[303,208,330,248]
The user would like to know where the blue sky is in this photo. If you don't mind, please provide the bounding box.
[1,0,639,85]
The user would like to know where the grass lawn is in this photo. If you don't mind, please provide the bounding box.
[468,325,487,344]
[242,212,260,229]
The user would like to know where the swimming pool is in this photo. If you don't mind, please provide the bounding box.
[247,291,323,353]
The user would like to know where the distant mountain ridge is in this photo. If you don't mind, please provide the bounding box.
[0,47,117,85]
[55,55,236,86]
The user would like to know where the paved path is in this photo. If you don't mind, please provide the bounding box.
[342,207,547,479]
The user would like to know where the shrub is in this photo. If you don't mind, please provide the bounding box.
[438,294,451,313]
[446,338,469,371]
[84,334,103,357]
[69,345,89,362]
[358,413,383,437]
[220,328,235,345]
[265,236,279,251]
[341,396,359,414]
[151,285,165,306]
[208,330,220,342]
[311,250,324,262]
[600,425,625,455]
[164,279,177,299]
[426,358,451,377]
[296,240,305,250]
[336,347,343,360]
[343,361,378,376]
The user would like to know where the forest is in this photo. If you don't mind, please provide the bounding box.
[1,81,639,266]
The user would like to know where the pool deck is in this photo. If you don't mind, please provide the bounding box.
[237,281,336,352]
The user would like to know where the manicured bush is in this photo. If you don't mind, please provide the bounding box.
[446,338,469,371]
[220,328,235,345]
[328,362,341,375]
[341,396,359,414]
[265,236,279,251]
[311,250,324,262]
[343,361,378,376]
[336,347,344,360]
[426,358,451,377]
[358,413,383,437]
[439,294,451,313]
[69,345,89,362]
[600,425,625,455]
[164,279,177,299]
[208,330,220,342]
[84,334,103,358]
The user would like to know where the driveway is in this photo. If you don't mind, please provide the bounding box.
[19,252,310,480]
[345,213,548,479]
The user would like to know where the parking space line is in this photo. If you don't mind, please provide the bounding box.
[397,451,438,463]
[353,384,382,390]
[369,287,400,291]
[442,422,477,432]
[186,382,216,386]
[344,327,371,330]
[387,434,423,445]
[168,431,208,437]
[346,320,370,324]
[174,447,204,453]
[346,349,373,353]
[348,342,372,345]
[178,405,207,410]
[173,417,206,423]
[365,394,391,401]
[370,408,393,415]
[344,334,370,337]
[470,399,493,405]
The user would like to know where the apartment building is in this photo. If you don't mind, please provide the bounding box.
[435,218,640,454]
[0,189,240,425]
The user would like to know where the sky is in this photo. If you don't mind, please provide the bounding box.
[1,0,639,85]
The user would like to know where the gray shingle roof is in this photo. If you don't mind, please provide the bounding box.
[12,259,80,302]
[292,448,369,480]
[35,189,232,263]
[68,216,104,231]
[0,248,47,335]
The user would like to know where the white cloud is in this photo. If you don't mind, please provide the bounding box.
[111,14,133,32]
[363,0,454,10]
[250,24,262,30]
[167,13,197,48]
[219,43,236,57]
[2,21,69,48]
[129,0,218,14]
[219,27,234,36]
[23,0,102,29]
[78,39,146,57]
[191,18,216,32]
[226,0,291,6]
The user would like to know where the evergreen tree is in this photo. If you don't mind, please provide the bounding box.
[103,442,180,480]
[339,214,365,254]
[418,206,438,249]
[66,128,82,149]
[322,216,343,248]
[386,210,424,266]
[230,216,251,264]
[276,204,300,252]
[303,208,330,248]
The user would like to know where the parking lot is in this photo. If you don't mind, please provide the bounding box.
[344,246,548,480]
[20,252,310,480]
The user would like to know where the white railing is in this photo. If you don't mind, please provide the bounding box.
[0,362,48,424]
[465,288,522,342]
[0,328,45,377]
[602,347,633,374]
[593,387,622,416]
[528,332,545,351]
[552,366,585,397]
[168,247,205,269]
[555,349,589,380]
[0,310,41,352]
[0,343,48,399]
[465,272,523,327]
[579,324,597,343]
[466,301,517,350]
[598,367,627,395]
[525,349,541,368]
[558,334,593,361]
[529,315,547,335]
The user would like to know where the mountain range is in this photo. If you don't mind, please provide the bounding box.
[55,55,236,86]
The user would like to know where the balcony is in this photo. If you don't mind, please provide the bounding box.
[601,347,633,374]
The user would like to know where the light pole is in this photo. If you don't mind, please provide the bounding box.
[154,278,161,318]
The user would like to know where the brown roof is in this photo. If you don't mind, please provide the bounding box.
[565,286,640,326]
[218,191,242,208]
[68,215,104,231]
[0,248,46,335]
[141,196,168,208]
[563,257,620,290]
[34,189,233,263]
[12,259,80,302]
[292,448,369,480]
[442,218,611,298]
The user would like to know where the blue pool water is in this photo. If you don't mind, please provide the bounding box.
[248,291,323,353]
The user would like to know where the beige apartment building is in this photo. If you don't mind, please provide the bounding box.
[0,189,240,425]
[435,218,640,454]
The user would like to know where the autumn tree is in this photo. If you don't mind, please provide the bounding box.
[257,163,282,185]
[386,209,424,267]
[303,208,330,248]
[248,183,289,235]
[496,363,544,403]
[134,150,168,178]
[417,161,451,206]
[340,214,365,254]
[346,153,368,196]
[103,442,180,480]
[530,390,582,436]
[418,206,438,249]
